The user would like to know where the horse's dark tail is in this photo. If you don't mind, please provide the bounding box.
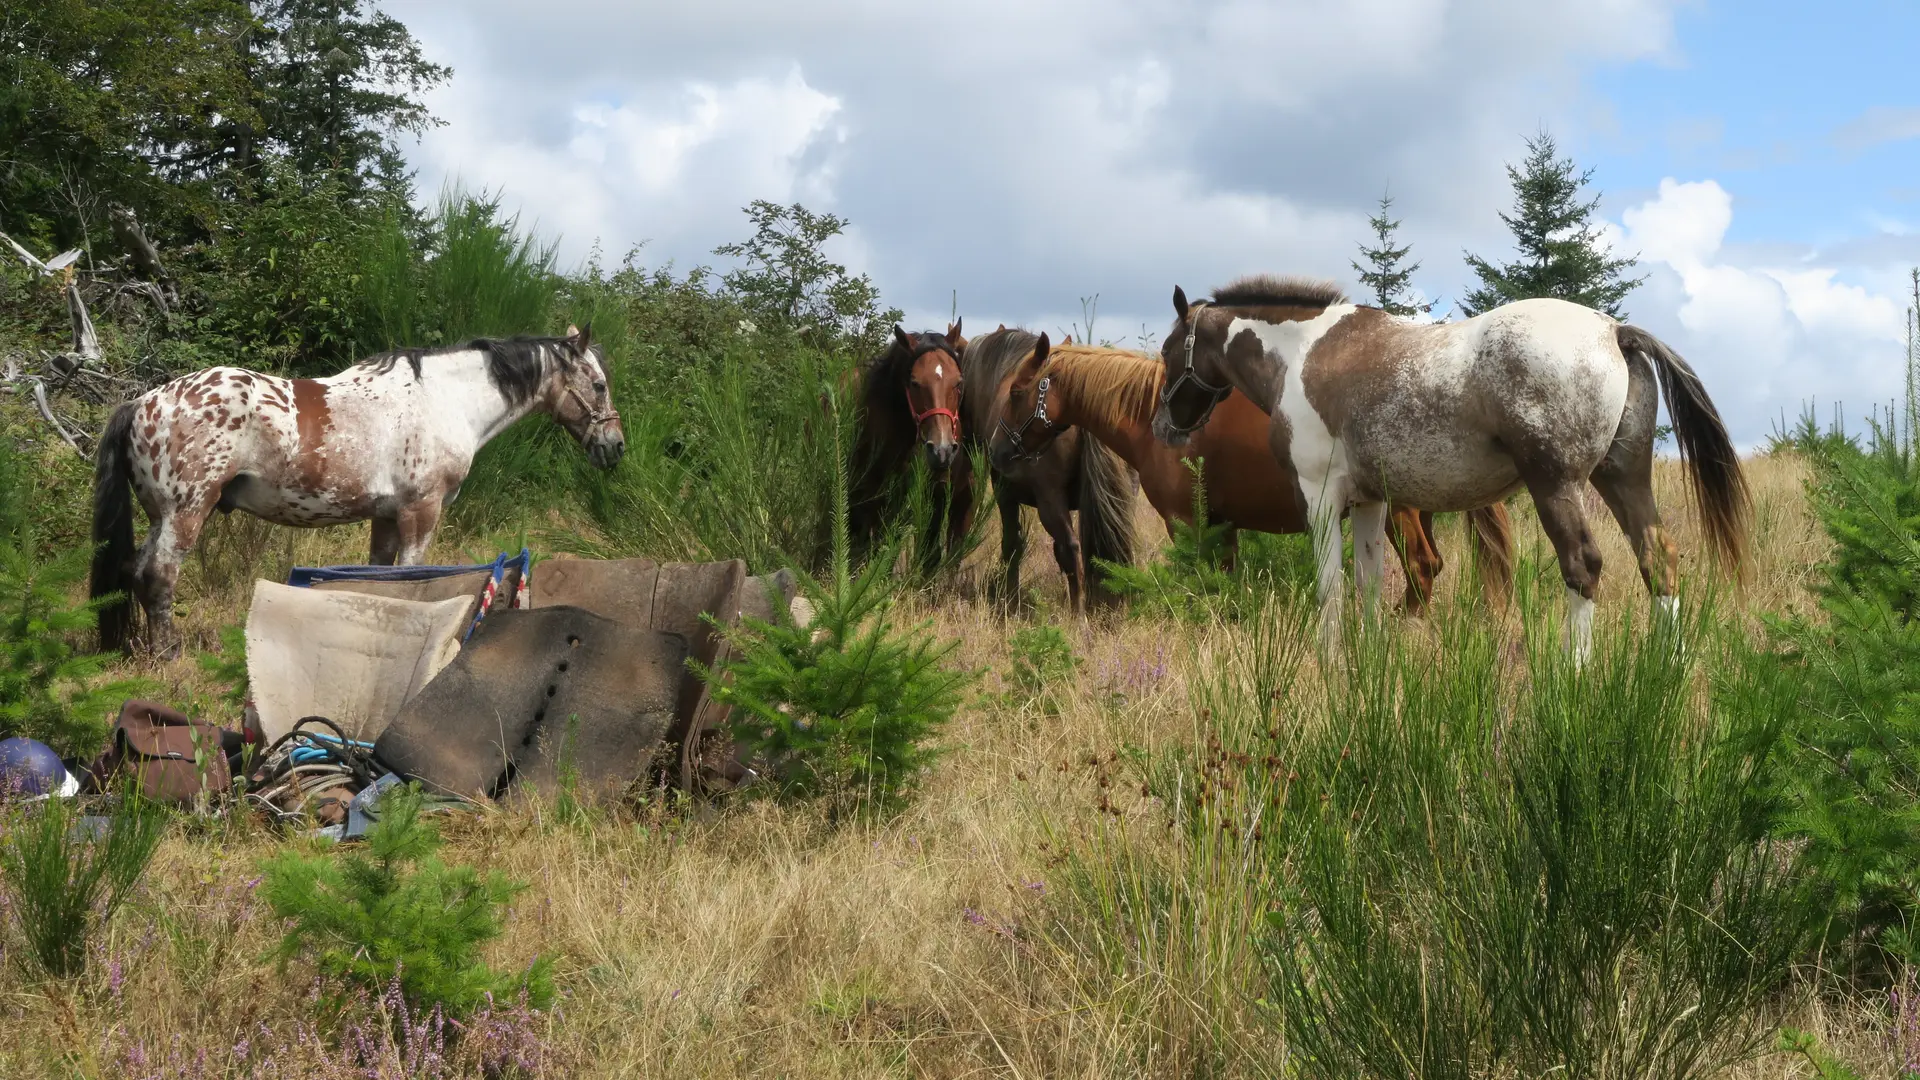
[1616,323,1751,575]
[1464,502,1515,609]
[1077,433,1138,605]
[91,402,139,652]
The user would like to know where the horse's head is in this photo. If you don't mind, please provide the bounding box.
[989,333,1067,471]
[549,323,626,469]
[1153,286,1235,447]
[894,325,964,471]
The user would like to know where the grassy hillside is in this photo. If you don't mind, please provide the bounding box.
[0,452,1896,1079]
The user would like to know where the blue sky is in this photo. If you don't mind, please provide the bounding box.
[1587,0,1920,250]
[388,0,1919,448]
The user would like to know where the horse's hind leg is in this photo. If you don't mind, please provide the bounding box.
[1389,506,1441,615]
[1590,354,1680,629]
[1523,476,1605,664]
[135,500,215,660]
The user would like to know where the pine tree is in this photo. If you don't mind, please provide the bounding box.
[1352,192,1429,317]
[1460,130,1646,318]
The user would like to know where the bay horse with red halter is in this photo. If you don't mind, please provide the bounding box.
[91,325,625,656]
[961,327,1138,614]
[1151,276,1748,661]
[985,335,1515,612]
[846,322,977,572]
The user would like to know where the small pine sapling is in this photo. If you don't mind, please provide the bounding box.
[259,782,555,1015]
[694,398,976,818]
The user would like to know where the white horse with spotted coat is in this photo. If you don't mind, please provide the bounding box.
[1151,276,1748,662]
[90,325,624,656]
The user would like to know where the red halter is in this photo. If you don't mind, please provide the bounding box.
[907,387,960,427]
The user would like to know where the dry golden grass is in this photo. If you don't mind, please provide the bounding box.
[0,453,1886,1078]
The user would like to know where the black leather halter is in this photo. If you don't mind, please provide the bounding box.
[1158,313,1232,435]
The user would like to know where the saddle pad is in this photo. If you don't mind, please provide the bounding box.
[245,582,470,744]
[309,568,498,629]
[373,606,688,800]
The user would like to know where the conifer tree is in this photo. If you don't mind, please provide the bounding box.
[1460,130,1645,318]
[1352,191,1429,317]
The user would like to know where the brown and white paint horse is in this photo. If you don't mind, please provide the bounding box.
[1152,276,1748,661]
[91,325,624,655]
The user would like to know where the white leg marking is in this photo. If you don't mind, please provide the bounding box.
[1350,501,1388,617]
[1653,593,1685,662]
[1566,587,1595,669]
[1306,488,1347,657]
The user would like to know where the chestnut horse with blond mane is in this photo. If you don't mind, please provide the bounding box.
[986,334,1514,611]
[1152,276,1747,660]
[91,325,625,656]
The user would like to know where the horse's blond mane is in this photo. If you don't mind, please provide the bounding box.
[1035,345,1163,433]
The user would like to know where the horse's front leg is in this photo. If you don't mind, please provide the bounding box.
[1033,484,1083,616]
[995,485,1024,606]
[1351,501,1389,619]
[394,499,444,565]
[369,517,402,566]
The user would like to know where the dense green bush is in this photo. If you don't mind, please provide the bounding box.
[1766,419,1920,972]
[259,782,554,1016]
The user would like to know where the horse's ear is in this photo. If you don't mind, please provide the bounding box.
[948,317,962,340]
[579,321,593,350]
[892,325,914,353]
[566,323,581,338]
[1173,285,1190,323]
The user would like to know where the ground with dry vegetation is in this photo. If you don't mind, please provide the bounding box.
[0,452,1896,1078]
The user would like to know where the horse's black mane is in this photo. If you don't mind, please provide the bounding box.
[1208,275,1349,309]
[357,334,574,407]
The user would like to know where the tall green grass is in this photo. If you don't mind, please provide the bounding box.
[1048,589,1822,1078]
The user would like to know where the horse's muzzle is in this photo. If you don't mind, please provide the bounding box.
[925,440,958,472]
[588,432,626,470]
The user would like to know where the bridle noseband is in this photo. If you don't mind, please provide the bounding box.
[994,375,1069,461]
[1159,313,1232,436]
[560,349,622,433]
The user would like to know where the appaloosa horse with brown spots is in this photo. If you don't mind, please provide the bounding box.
[91,325,624,655]
[1152,276,1748,662]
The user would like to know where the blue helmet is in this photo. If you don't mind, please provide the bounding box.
[0,737,78,798]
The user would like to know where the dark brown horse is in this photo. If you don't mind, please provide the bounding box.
[846,322,977,570]
[986,336,1514,612]
[962,327,1137,613]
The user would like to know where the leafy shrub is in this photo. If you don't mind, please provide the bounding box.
[259,782,554,1015]
[0,794,166,978]
[1098,460,1315,622]
[0,527,146,757]
[1005,625,1080,714]
[695,449,975,818]
[195,623,250,710]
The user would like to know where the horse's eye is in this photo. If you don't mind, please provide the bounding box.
[593,381,607,393]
